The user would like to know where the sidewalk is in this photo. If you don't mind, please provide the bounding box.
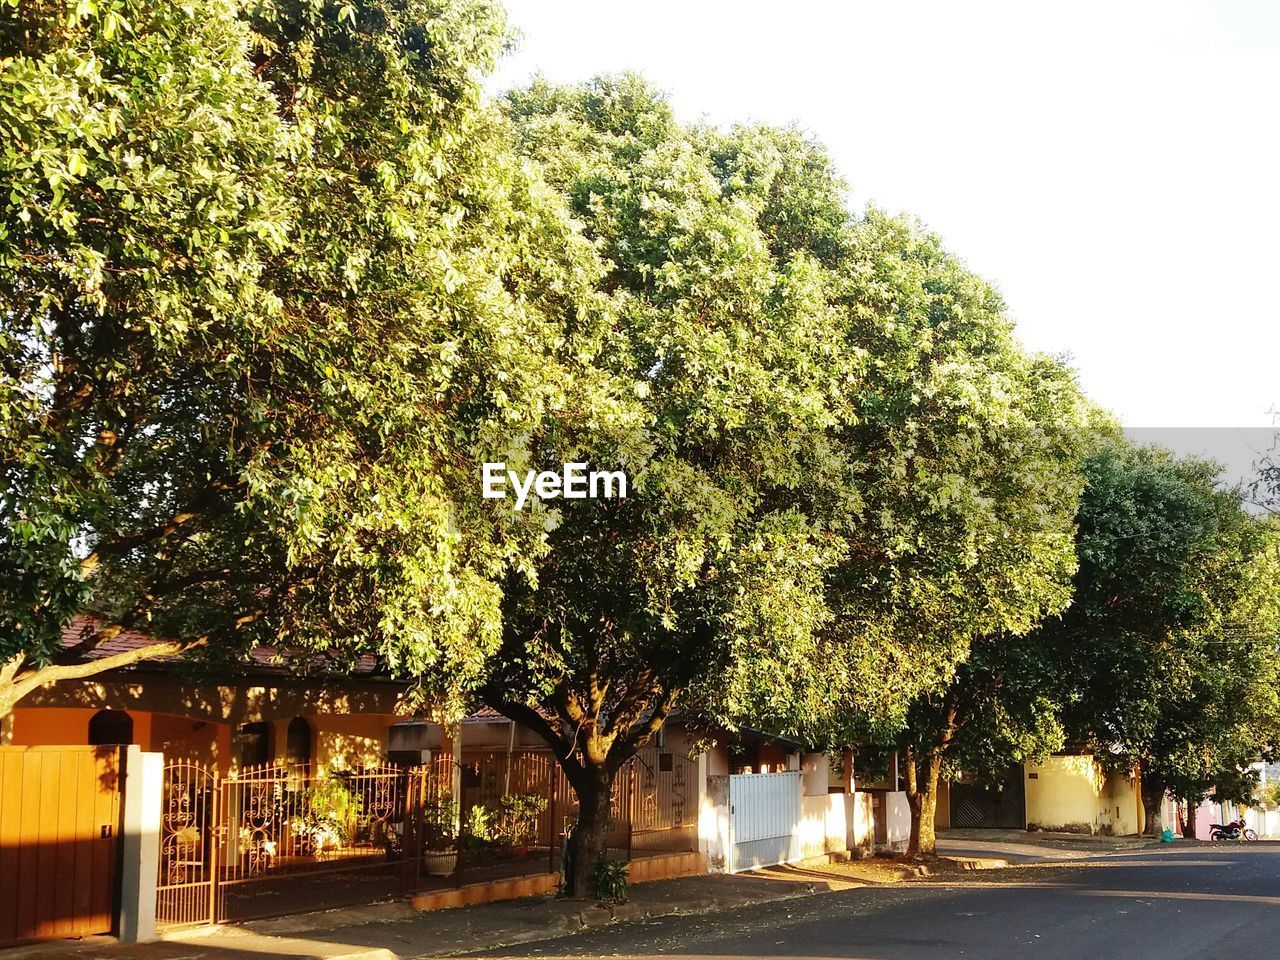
[1,856,1007,960]
[937,828,1158,862]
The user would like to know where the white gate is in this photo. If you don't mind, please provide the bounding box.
[729,772,801,872]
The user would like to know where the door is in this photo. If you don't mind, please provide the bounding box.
[0,745,124,945]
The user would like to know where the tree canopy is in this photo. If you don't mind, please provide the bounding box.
[5,0,1276,891]
[476,74,1092,890]
[1,0,615,716]
[1027,444,1280,834]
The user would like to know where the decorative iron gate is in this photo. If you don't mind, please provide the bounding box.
[156,761,218,925]
[157,761,434,925]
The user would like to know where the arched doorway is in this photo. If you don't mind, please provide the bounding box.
[88,709,133,745]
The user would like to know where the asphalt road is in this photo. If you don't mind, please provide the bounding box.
[460,845,1280,960]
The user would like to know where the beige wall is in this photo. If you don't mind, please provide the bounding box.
[936,779,951,830]
[1102,768,1143,836]
[310,714,403,772]
[1024,755,1142,835]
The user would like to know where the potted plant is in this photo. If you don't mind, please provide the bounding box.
[497,793,548,856]
[289,778,360,856]
[420,796,459,876]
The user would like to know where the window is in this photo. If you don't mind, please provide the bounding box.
[286,716,313,769]
[88,709,133,746]
[237,721,272,768]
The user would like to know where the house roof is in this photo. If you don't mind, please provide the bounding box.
[61,617,384,678]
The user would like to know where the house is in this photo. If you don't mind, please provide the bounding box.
[937,752,1144,836]
[2,620,422,773]
[2,621,918,947]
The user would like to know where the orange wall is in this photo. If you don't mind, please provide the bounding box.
[9,707,152,750]
[12,705,407,773]
[9,706,212,766]
[9,707,94,746]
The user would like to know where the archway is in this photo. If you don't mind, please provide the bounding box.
[88,709,133,746]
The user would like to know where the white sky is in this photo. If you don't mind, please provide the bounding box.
[489,0,1280,435]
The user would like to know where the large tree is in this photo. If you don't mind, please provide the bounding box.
[832,236,1093,856]
[1034,444,1276,835]
[482,76,1089,894]
[0,0,613,717]
[892,630,1069,857]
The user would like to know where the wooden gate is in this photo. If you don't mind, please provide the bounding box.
[0,746,124,946]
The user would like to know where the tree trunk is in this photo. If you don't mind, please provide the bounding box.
[905,749,943,858]
[564,764,617,899]
[1140,770,1165,837]
[1181,800,1197,839]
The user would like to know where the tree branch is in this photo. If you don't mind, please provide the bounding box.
[5,638,202,709]
[481,688,582,777]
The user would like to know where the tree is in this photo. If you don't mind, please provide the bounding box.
[483,76,1089,894]
[837,258,1092,856]
[1160,520,1280,837]
[1034,444,1276,836]
[485,78,855,895]
[895,631,1068,856]
[1,0,612,717]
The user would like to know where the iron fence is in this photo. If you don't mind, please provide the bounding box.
[157,748,699,927]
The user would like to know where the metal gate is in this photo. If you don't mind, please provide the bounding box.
[156,752,697,927]
[157,760,439,926]
[0,745,124,945]
[728,772,801,872]
[948,766,1025,829]
[155,761,219,925]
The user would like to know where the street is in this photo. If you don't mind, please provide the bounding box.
[461,846,1280,960]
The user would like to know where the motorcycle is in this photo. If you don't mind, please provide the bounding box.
[1209,818,1259,841]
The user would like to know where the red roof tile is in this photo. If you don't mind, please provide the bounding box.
[60,617,381,676]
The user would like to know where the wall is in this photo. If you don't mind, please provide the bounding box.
[148,714,221,765]
[1101,769,1142,836]
[845,791,874,856]
[700,774,732,872]
[757,743,790,773]
[1023,755,1142,835]
[885,791,912,845]
[12,703,403,774]
[308,714,402,772]
[18,673,413,727]
[10,707,100,746]
[796,753,847,859]
[1243,806,1280,839]
[11,707,155,757]
[705,743,729,777]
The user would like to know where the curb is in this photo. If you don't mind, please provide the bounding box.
[164,858,1010,960]
[409,885,822,958]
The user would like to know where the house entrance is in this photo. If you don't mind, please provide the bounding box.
[947,766,1026,829]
